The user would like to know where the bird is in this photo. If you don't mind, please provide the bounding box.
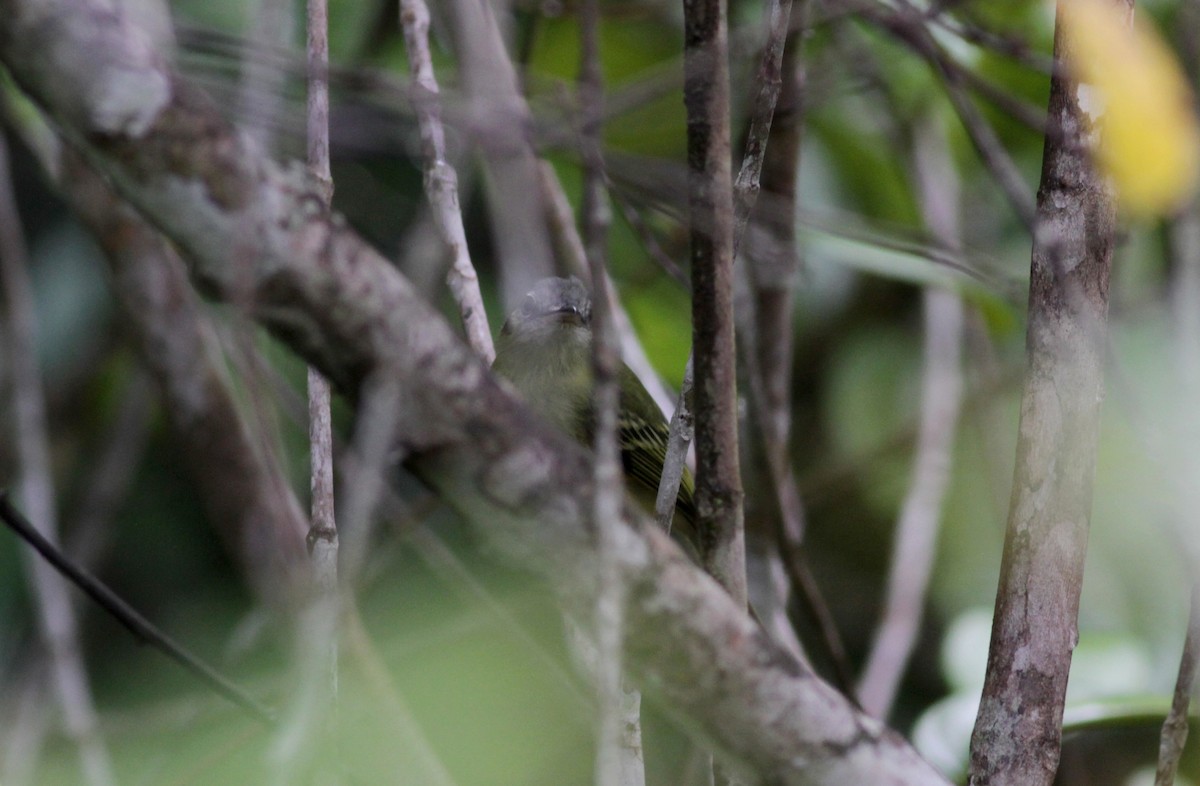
[490,277,698,553]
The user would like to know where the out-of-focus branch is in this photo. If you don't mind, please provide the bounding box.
[966,2,1122,783]
[577,1,635,784]
[0,131,115,786]
[1155,589,1200,786]
[733,1,829,679]
[0,369,150,785]
[858,114,965,720]
[446,0,555,308]
[0,4,952,778]
[52,149,308,603]
[1159,25,1200,769]
[270,1,341,780]
[400,0,493,363]
[0,493,277,725]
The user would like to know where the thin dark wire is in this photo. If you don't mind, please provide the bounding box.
[0,492,276,726]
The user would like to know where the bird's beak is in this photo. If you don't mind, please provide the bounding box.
[554,305,587,327]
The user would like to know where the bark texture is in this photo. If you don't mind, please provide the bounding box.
[966,3,1122,784]
[684,0,747,608]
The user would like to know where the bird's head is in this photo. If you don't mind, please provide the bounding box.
[499,277,593,353]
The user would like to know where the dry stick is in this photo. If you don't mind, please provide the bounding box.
[0,134,115,786]
[657,0,799,535]
[400,0,494,363]
[306,0,338,595]
[46,145,310,603]
[656,357,695,531]
[338,371,403,583]
[731,0,795,249]
[270,0,342,781]
[0,493,276,725]
[965,2,1122,784]
[1155,590,1200,786]
[577,4,640,785]
[858,114,965,720]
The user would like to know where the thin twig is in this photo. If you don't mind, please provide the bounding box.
[0,131,115,786]
[305,0,338,592]
[0,372,151,785]
[400,0,494,363]
[858,114,965,720]
[270,1,341,780]
[579,2,637,783]
[734,0,826,675]
[0,492,276,725]
[731,0,796,253]
[609,189,690,288]
[1155,589,1200,786]
[656,357,695,532]
[338,369,403,584]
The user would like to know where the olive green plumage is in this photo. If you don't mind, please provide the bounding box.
[491,277,697,549]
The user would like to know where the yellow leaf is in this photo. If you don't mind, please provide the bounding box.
[1060,0,1200,217]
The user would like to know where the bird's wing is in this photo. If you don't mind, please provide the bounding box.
[615,366,697,526]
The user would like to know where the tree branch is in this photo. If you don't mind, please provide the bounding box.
[858,114,965,720]
[400,0,494,363]
[0,493,276,725]
[0,129,114,786]
[684,0,747,610]
[966,2,1122,783]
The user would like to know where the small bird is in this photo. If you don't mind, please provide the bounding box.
[491,277,698,552]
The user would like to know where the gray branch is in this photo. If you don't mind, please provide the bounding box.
[966,2,1122,783]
